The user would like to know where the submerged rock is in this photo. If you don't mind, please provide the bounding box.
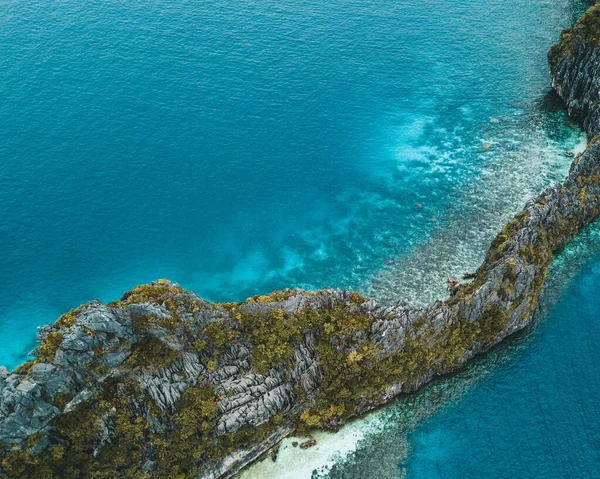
[270,444,280,462]
[299,439,317,449]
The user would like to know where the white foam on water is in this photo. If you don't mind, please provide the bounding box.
[574,134,589,154]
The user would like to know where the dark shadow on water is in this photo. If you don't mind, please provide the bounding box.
[536,89,582,143]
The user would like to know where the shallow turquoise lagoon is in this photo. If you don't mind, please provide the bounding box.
[0,0,597,476]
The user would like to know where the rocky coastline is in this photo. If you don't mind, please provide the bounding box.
[1,4,600,478]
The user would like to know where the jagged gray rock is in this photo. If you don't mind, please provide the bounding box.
[550,5,600,139]
[1,5,600,478]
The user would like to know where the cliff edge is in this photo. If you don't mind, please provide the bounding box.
[550,2,600,137]
[2,5,600,478]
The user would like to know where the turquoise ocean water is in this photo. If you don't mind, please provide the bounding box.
[0,0,597,476]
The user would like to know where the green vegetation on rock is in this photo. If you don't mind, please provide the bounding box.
[549,2,600,68]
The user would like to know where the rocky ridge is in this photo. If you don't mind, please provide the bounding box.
[550,2,600,138]
[2,5,600,478]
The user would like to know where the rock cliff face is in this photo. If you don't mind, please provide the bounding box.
[550,3,600,138]
[2,6,600,479]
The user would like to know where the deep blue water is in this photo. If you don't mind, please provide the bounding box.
[0,0,597,477]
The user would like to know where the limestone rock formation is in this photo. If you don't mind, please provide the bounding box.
[550,3,600,138]
[2,4,600,478]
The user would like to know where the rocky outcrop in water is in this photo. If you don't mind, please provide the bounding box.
[1,5,600,479]
[550,3,600,138]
